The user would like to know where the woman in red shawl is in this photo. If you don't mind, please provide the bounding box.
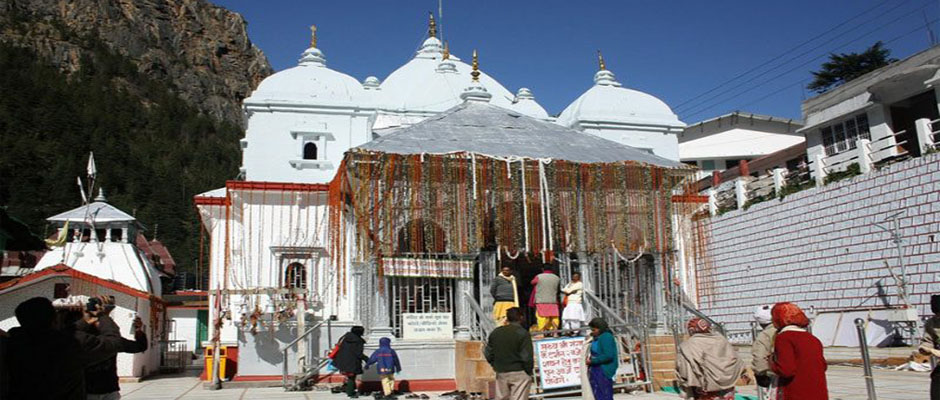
[771,302,828,400]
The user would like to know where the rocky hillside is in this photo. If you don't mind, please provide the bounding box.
[0,0,272,124]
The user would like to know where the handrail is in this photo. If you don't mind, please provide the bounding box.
[582,290,642,339]
[463,291,496,341]
[678,290,725,336]
[281,320,325,389]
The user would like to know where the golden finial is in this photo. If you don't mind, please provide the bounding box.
[310,25,318,48]
[428,12,437,38]
[471,49,480,82]
[597,50,606,71]
[443,42,450,60]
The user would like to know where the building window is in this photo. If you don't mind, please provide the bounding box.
[285,262,306,289]
[388,276,455,338]
[303,142,318,160]
[54,283,69,299]
[821,113,870,156]
[700,160,716,171]
[724,159,742,170]
[110,228,122,242]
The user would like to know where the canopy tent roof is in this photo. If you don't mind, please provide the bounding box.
[331,99,698,274]
[357,102,685,168]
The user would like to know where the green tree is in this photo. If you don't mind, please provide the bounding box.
[808,41,898,93]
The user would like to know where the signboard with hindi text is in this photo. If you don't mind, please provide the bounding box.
[535,337,585,389]
[401,312,453,340]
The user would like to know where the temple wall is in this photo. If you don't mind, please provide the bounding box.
[693,153,940,339]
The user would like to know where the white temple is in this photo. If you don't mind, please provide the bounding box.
[239,17,683,186]
[196,16,689,385]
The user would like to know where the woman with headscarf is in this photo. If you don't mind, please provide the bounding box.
[580,317,618,400]
[770,302,827,400]
[676,318,743,400]
[333,326,369,398]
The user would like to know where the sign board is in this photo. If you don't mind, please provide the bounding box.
[535,337,585,389]
[382,257,474,279]
[401,312,453,340]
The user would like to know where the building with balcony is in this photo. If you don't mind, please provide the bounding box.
[801,45,940,184]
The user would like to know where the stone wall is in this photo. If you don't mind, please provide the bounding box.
[693,153,940,337]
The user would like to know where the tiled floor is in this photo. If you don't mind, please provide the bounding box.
[118,366,929,399]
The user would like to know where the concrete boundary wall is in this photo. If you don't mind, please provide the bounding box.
[694,153,940,337]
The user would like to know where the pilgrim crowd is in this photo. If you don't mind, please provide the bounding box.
[1,271,937,400]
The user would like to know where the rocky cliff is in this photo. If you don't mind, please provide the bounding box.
[0,0,272,124]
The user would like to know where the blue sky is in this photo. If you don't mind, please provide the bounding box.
[214,0,940,122]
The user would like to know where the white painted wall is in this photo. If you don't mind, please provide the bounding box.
[167,308,199,354]
[691,153,940,343]
[241,106,373,184]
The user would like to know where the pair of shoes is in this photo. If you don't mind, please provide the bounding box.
[348,396,359,399]
[420,395,430,399]
[405,394,420,399]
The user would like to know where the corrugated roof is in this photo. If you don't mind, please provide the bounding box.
[356,102,686,168]
[47,202,136,223]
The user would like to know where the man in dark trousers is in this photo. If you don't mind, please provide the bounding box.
[83,316,149,400]
[333,326,369,398]
[919,294,940,400]
[4,296,126,400]
[485,307,533,400]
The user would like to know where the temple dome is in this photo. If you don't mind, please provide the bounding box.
[377,38,518,113]
[557,69,683,128]
[246,45,363,106]
[509,88,550,119]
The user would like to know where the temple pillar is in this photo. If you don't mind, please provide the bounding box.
[367,271,394,342]
[650,253,667,333]
[454,278,473,340]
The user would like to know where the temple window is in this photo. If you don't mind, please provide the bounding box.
[285,262,307,289]
[303,142,318,160]
[388,276,455,338]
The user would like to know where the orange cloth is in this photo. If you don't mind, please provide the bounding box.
[771,302,810,329]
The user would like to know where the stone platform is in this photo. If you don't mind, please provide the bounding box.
[117,365,929,399]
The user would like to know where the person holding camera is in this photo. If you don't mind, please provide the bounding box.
[5,296,127,399]
[82,308,149,400]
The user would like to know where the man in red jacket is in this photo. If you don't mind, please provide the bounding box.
[771,302,828,400]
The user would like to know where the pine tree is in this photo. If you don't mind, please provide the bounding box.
[808,41,898,93]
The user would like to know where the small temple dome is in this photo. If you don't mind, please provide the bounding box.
[509,88,550,119]
[557,63,683,128]
[246,27,363,106]
[363,76,381,89]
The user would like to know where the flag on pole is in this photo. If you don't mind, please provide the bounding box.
[87,152,97,178]
[77,176,88,204]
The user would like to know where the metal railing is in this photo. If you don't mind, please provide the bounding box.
[158,340,189,373]
[464,291,496,343]
[280,320,325,390]
[582,290,653,393]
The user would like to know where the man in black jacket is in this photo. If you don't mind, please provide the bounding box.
[485,307,533,400]
[333,326,368,398]
[84,316,149,400]
[5,296,126,400]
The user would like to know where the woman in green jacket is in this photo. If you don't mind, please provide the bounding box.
[585,317,618,400]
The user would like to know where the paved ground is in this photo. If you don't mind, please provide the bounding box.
[119,366,929,400]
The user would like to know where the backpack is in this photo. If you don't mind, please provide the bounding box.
[327,339,343,359]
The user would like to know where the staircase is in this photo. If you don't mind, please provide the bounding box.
[281,321,337,391]
[455,341,496,394]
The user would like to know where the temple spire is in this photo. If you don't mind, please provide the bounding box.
[310,25,317,48]
[471,49,480,82]
[428,12,437,38]
[443,41,450,60]
[597,50,606,71]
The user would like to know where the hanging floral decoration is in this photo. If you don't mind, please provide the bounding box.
[329,149,697,271]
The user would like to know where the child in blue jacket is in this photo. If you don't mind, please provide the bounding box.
[366,337,402,398]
